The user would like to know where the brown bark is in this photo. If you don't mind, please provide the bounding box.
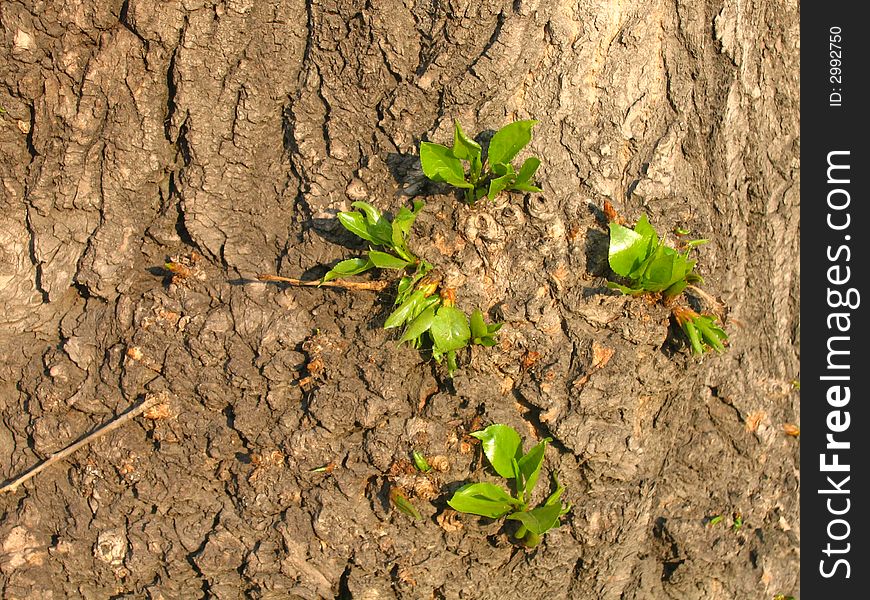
[1,0,799,597]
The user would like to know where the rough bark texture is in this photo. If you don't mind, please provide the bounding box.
[1,0,799,598]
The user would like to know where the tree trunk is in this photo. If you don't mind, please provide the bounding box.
[0,0,799,597]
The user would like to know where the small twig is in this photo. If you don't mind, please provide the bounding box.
[0,394,161,495]
[686,284,725,315]
[257,273,390,292]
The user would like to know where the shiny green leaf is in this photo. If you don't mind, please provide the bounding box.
[448,482,519,518]
[385,291,424,329]
[469,309,487,338]
[663,279,688,299]
[490,162,514,177]
[607,222,649,277]
[488,120,538,166]
[350,201,382,226]
[321,258,373,283]
[695,315,728,353]
[518,437,551,498]
[445,349,459,377]
[368,251,410,270]
[515,156,540,184]
[606,281,645,295]
[633,214,658,251]
[452,120,482,159]
[391,200,424,248]
[420,142,473,188]
[544,474,569,513]
[471,424,523,479]
[337,211,378,244]
[429,306,471,353]
[506,501,563,535]
[682,320,703,355]
[349,202,392,244]
[487,171,515,201]
[399,304,437,344]
[508,182,542,193]
[641,246,677,291]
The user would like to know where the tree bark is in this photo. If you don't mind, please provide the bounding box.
[0,0,799,597]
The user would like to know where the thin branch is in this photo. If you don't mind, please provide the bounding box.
[686,284,725,315]
[257,273,390,292]
[0,394,162,495]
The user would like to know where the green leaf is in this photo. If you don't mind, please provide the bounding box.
[390,489,422,520]
[412,451,431,473]
[471,424,523,480]
[447,482,519,518]
[385,291,425,329]
[487,120,538,166]
[396,271,426,305]
[608,222,650,277]
[507,182,542,193]
[337,211,378,244]
[662,279,688,299]
[544,474,569,512]
[389,204,421,262]
[682,319,703,355]
[396,276,414,303]
[605,281,645,295]
[487,171,515,201]
[392,200,424,241]
[518,437,551,498]
[420,142,473,189]
[350,201,382,226]
[640,246,696,293]
[391,201,424,255]
[399,304,437,344]
[632,214,658,251]
[453,121,483,182]
[641,245,677,291]
[469,309,488,339]
[515,156,540,184]
[695,315,727,353]
[506,501,563,535]
[490,162,514,177]
[368,251,410,270]
[445,349,459,377]
[470,156,483,185]
[321,257,373,283]
[429,306,471,353]
[349,202,392,245]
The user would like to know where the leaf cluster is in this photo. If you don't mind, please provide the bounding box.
[448,424,569,548]
[324,200,501,376]
[606,214,729,355]
[674,307,728,355]
[607,215,706,298]
[323,200,429,283]
[420,120,542,204]
[388,291,501,377]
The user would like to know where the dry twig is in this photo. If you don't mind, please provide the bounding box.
[257,273,390,292]
[0,394,162,495]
